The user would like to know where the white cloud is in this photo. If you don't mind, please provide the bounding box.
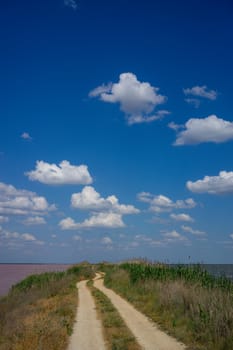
[35,240,45,246]
[0,216,9,223]
[133,234,165,247]
[173,115,233,146]
[183,85,217,100]
[101,236,113,245]
[181,225,206,236]
[22,216,46,226]
[73,235,82,241]
[162,230,187,241]
[0,182,54,216]
[64,0,78,10]
[21,132,32,140]
[59,212,125,230]
[0,227,44,246]
[150,240,165,246]
[137,192,196,213]
[89,83,113,97]
[60,186,138,231]
[21,233,36,241]
[184,98,201,108]
[187,171,233,194]
[170,213,194,222]
[135,234,152,242]
[89,72,168,125]
[168,121,183,131]
[1,230,19,239]
[127,110,170,125]
[26,160,93,185]
[71,186,139,214]
[230,234,233,240]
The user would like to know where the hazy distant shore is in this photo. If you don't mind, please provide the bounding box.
[1,263,233,297]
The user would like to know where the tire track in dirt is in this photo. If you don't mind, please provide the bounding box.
[67,279,106,350]
[94,273,186,350]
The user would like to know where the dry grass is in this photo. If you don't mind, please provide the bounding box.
[88,280,141,350]
[0,264,95,350]
[104,266,233,350]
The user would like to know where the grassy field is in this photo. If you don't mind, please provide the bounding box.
[1,261,232,350]
[0,263,94,350]
[88,279,141,350]
[102,262,233,350]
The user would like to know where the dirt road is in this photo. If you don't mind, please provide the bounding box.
[67,279,106,350]
[94,273,186,350]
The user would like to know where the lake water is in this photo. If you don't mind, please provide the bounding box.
[0,263,233,297]
[0,264,71,296]
[203,264,233,281]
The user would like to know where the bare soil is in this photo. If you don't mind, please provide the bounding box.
[67,279,106,350]
[94,273,186,350]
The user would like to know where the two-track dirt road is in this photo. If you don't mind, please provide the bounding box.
[67,274,186,350]
[94,273,186,350]
[67,279,106,350]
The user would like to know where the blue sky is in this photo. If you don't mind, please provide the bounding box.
[1,0,233,263]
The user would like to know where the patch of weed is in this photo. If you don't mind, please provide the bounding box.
[0,264,95,350]
[88,280,141,350]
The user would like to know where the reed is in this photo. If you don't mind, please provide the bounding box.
[104,262,233,350]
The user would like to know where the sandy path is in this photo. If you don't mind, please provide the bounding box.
[67,279,106,350]
[94,274,186,350]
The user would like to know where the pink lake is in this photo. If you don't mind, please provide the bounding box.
[0,264,71,296]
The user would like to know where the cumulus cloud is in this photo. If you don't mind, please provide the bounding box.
[0,216,9,223]
[89,72,168,125]
[73,235,82,241]
[137,192,196,213]
[170,213,194,222]
[71,186,139,214]
[26,160,93,185]
[168,121,182,131]
[172,115,233,146]
[22,216,46,226]
[64,0,78,10]
[162,230,187,242]
[127,110,170,125]
[61,187,139,231]
[133,234,165,247]
[21,132,32,140]
[135,234,153,242]
[0,227,44,246]
[184,98,201,108]
[230,234,233,239]
[187,171,233,194]
[21,233,36,241]
[134,232,188,246]
[181,225,206,236]
[0,182,54,216]
[101,236,113,245]
[59,212,125,230]
[183,85,217,100]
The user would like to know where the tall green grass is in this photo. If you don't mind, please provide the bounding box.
[120,262,233,292]
[104,262,233,350]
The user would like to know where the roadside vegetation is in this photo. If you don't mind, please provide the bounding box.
[1,261,232,350]
[0,263,94,350]
[88,279,141,350]
[102,261,233,350]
